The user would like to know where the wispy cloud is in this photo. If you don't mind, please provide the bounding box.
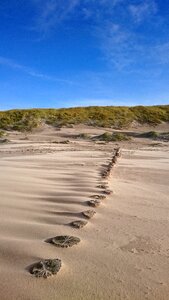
[96,22,140,70]
[92,0,169,71]
[31,0,80,35]
[2,0,168,74]
[0,56,73,84]
[129,0,157,23]
[99,21,164,71]
[30,0,125,36]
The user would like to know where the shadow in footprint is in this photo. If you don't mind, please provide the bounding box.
[70,220,88,229]
[27,259,62,278]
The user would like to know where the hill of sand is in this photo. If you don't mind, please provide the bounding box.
[0,125,169,300]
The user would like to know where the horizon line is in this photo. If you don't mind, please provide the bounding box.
[1,103,169,112]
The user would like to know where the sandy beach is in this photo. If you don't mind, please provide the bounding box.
[1,1,169,297]
[0,126,169,300]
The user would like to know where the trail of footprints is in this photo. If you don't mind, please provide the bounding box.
[29,147,121,278]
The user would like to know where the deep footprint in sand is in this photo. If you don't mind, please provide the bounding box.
[102,170,110,178]
[82,210,96,219]
[115,148,121,157]
[71,220,88,229]
[30,259,62,278]
[87,199,101,207]
[97,184,108,189]
[47,235,80,248]
[103,189,113,195]
[112,156,117,164]
[90,195,106,200]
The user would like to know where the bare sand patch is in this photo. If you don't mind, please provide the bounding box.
[0,127,169,299]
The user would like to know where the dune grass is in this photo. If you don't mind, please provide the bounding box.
[0,105,168,132]
[77,133,91,139]
[0,138,10,143]
[94,132,130,142]
[0,130,5,137]
[137,131,169,141]
[139,131,159,139]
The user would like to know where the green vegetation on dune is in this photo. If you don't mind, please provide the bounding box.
[0,130,5,137]
[0,109,42,131]
[0,138,10,143]
[160,132,169,141]
[139,131,159,139]
[138,131,169,141]
[0,105,169,132]
[130,106,169,125]
[77,133,91,139]
[94,132,130,142]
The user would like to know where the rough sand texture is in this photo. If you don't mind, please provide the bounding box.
[0,130,169,299]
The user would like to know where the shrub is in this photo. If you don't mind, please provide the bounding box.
[0,138,10,143]
[94,132,130,142]
[77,133,90,139]
[111,133,130,141]
[0,105,168,131]
[159,132,169,141]
[0,130,5,137]
[139,131,159,139]
[94,132,113,141]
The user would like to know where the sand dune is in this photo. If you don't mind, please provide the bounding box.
[0,129,169,299]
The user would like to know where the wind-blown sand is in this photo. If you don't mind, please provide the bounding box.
[0,128,169,300]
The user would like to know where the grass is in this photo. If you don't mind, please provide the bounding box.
[94,132,130,142]
[77,133,91,139]
[0,138,10,143]
[138,131,169,141]
[0,130,5,137]
[159,132,169,141]
[52,140,70,144]
[0,105,168,132]
[139,131,159,139]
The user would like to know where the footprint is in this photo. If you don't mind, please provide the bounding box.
[46,235,80,248]
[90,195,106,200]
[71,220,88,229]
[103,189,113,195]
[87,199,101,207]
[97,184,108,189]
[29,259,62,278]
[82,210,96,219]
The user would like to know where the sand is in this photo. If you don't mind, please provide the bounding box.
[0,126,169,300]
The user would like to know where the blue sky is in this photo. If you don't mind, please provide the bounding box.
[0,0,169,110]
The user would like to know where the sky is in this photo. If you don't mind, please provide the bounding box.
[0,0,169,110]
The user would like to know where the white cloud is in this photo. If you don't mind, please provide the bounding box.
[30,0,125,35]
[0,56,73,84]
[129,0,157,23]
[97,23,139,70]
[99,20,169,71]
[9,0,168,73]
[31,0,80,35]
[92,1,169,72]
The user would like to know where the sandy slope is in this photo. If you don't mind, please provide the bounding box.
[109,149,169,300]
[0,136,169,299]
[0,145,111,300]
